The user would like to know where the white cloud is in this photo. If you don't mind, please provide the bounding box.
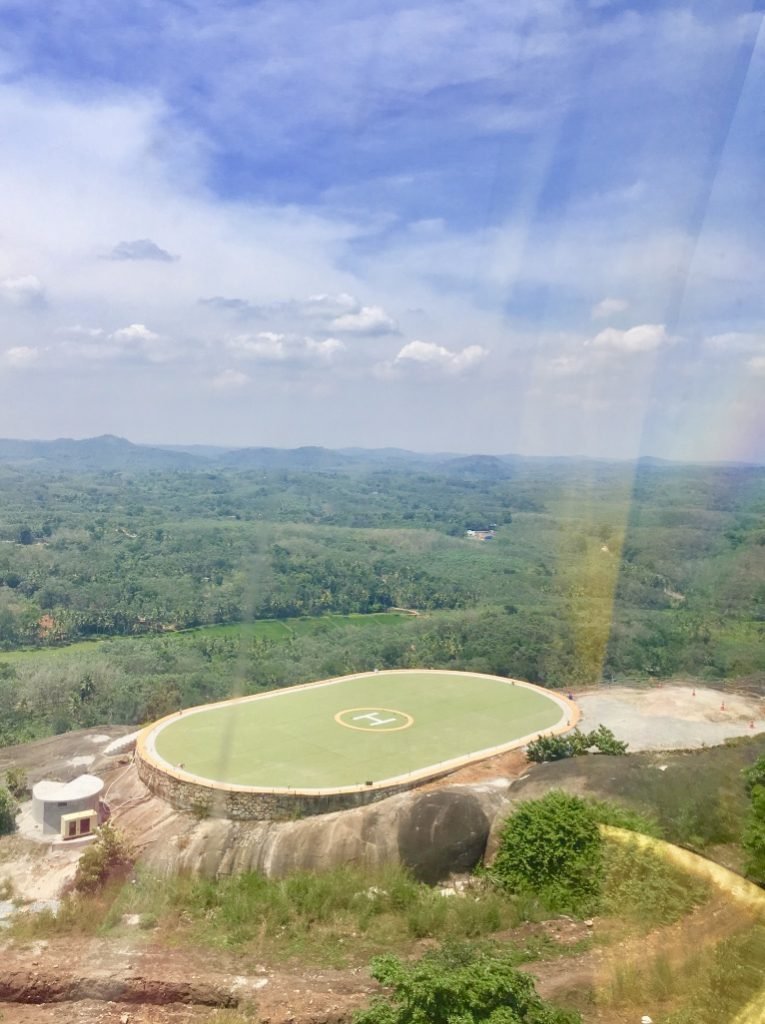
[301,293,358,319]
[227,331,345,365]
[59,325,106,339]
[395,340,488,374]
[108,323,170,362]
[111,323,160,345]
[591,297,628,320]
[228,332,287,361]
[4,345,40,368]
[748,356,765,376]
[201,294,398,338]
[305,336,345,359]
[0,275,45,308]
[1,323,171,370]
[108,239,176,262]
[588,323,670,353]
[211,369,249,390]
[543,354,587,377]
[331,305,397,335]
[705,332,765,354]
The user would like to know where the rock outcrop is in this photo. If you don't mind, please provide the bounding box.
[125,770,513,882]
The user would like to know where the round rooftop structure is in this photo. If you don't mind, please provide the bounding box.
[31,773,105,837]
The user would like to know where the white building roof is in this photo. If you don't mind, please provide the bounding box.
[32,774,104,802]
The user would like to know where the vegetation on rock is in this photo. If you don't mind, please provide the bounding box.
[73,822,134,893]
[526,725,627,763]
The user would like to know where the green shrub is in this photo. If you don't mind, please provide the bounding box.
[525,734,573,762]
[743,753,765,795]
[526,727,627,763]
[588,725,628,756]
[353,943,582,1024]
[4,767,28,800]
[491,792,602,915]
[0,787,18,836]
[73,822,134,894]
[742,784,765,883]
[742,753,765,882]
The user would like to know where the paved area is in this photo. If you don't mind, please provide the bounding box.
[576,684,765,750]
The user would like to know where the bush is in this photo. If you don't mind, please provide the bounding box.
[4,767,28,800]
[73,822,134,894]
[491,792,602,915]
[526,727,627,763]
[742,753,765,882]
[0,787,18,835]
[354,943,582,1024]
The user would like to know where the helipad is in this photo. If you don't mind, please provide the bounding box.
[137,670,578,814]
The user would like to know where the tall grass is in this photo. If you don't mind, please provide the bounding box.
[598,920,765,1022]
[600,837,709,928]
[12,865,543,966]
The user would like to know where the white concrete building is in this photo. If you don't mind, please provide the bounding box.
[31,774,104,839]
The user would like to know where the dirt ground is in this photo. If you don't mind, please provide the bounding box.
[0,891,757,1024]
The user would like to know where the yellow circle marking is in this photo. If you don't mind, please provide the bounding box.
[335,707,414,732]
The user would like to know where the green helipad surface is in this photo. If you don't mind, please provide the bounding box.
[148,670,568,790]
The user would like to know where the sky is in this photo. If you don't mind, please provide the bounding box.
[0,0,762,460]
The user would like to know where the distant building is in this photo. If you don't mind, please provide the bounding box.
[465,529,495,541]
[31,774,105,839]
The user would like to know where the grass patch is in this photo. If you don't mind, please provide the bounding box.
[0,612,412,666]
[597,918,765,1022]
[586,797,663,838]
[8,864,591,968]
[600,836,709,928]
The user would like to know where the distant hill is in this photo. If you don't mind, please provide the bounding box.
[0,436,758,475]
[0,435,204,472]
[441,454,515,478]
[220,446,355,471]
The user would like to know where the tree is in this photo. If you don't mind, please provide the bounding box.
[491,792,602,915]
[354,943,581,1024]
[16,526,34,545]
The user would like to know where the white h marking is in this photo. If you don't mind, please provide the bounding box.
[352,712,397,727]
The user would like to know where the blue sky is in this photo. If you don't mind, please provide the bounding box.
[0,0,762,459]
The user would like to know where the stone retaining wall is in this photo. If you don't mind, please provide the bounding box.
[135,751,438,820]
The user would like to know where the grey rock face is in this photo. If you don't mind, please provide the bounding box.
[140,780,512,883]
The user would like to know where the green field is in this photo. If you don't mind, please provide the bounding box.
[149,670,567,789]
[0,611,411,665]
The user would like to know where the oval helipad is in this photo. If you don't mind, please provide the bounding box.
[139,669,577,793]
